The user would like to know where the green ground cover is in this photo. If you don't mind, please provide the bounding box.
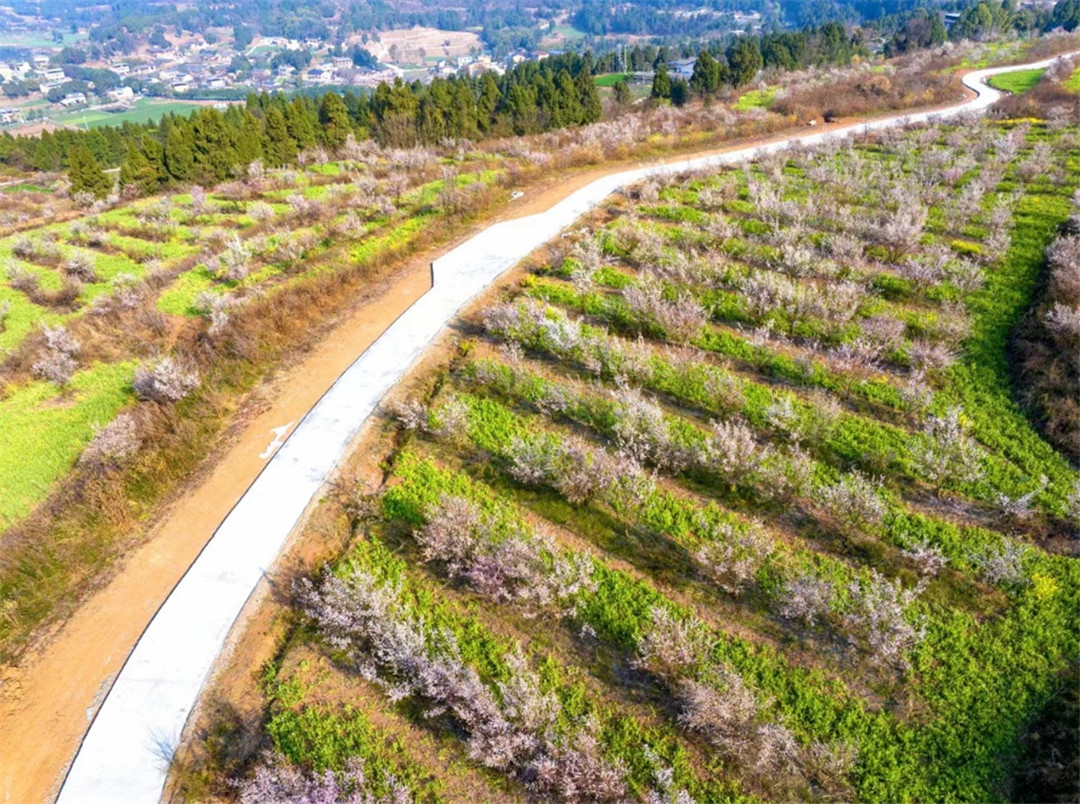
[193,120,1080,801]
[48,99,212,130]
[594,73,633,87]
[733,88,778,110]
[0,361,135,526]
[988,68,1047,94]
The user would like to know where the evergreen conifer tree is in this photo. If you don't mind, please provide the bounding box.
[285,98,318,150]
[68,143,112,199]
[165,124,195,181]
[262,106,297,167]
[690,50,721,96]
[319,93,352,151]
[651,63,672,100]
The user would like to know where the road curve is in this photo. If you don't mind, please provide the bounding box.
[56,53,1076,804]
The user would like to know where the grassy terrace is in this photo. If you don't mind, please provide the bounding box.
[0,158,501,528]
[733,88,777,111]
[0,147,519,657]
[189,119,1079,802]
[988,68,1048,94]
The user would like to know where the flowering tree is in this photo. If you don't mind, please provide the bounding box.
[873,200,927,262]
[238,753,414,804]
[635,606,707,677]
[970,539,1027,587]
[298,569,626,801]
[910,406,984,493]
[133,356,199,403]
[694,520,772,595]
[506,435,618,505]
[214,234,252,282]
[817,471,887,530]
[624,283,707,344]
[703,419,769,487]
[64,252,98,282]
[841,570,924,669]
[80,412,141,471]
[32,324,81,388]
[776,572,835,627]
[609,388,690,473]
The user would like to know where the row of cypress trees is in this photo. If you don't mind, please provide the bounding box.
[4,52,603,200]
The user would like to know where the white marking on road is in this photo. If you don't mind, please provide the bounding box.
[258,423,293,460]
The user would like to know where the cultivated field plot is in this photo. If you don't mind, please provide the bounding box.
[200,120,1080,803]
[365,27,483,66]
[47,99,216,130]
[0,148,500,529]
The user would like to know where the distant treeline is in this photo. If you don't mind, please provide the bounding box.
[882,0,1079,54]
[0,21,866,200]
[643,23,857,104]
[4,52,606,198]
[593,22,859,71]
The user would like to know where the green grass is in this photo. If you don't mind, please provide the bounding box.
[0,288,57,351]
[733,87,777,111]
[1,182,52,194]
[306,162,343,176]
[404,169,499,206]
[594,72,633,88]
[349,216,431,266]
[157,265,218,317]
[987,68,1047,95]
[0,31,87,48]
[49,99,211,130]
[549,24,587,40]
[954,41,1016,71]
[0,361,135,526]
[1065,67,1080,93]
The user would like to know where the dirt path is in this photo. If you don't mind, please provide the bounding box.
[0,77,1006,804]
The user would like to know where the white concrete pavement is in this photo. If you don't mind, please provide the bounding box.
[56,53,1076,803]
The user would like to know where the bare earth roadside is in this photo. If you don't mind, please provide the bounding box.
[0,93,980,804]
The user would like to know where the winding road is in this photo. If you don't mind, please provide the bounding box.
[54,55,1075,803]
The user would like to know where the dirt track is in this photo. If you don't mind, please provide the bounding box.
[0,94,986,804]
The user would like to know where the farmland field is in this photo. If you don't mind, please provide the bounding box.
[987,68,1047,94]
[594,73,634,87]
[183,118,1080,802]
[47,99,216,129]
[0,148,510,652]
[364,27,482,66]
[0,31,87,48]
[2,48,990,662]
[733,87,777,110]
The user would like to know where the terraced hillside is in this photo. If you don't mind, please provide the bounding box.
[185,120,1079,802]
[0,146,506,653]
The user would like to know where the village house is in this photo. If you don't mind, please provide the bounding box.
[0,108,26,125]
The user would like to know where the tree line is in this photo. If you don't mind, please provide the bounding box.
[648,23,858,104]
[1,52,604,200]
[2,21,864,198]
[885,0,1079,54]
